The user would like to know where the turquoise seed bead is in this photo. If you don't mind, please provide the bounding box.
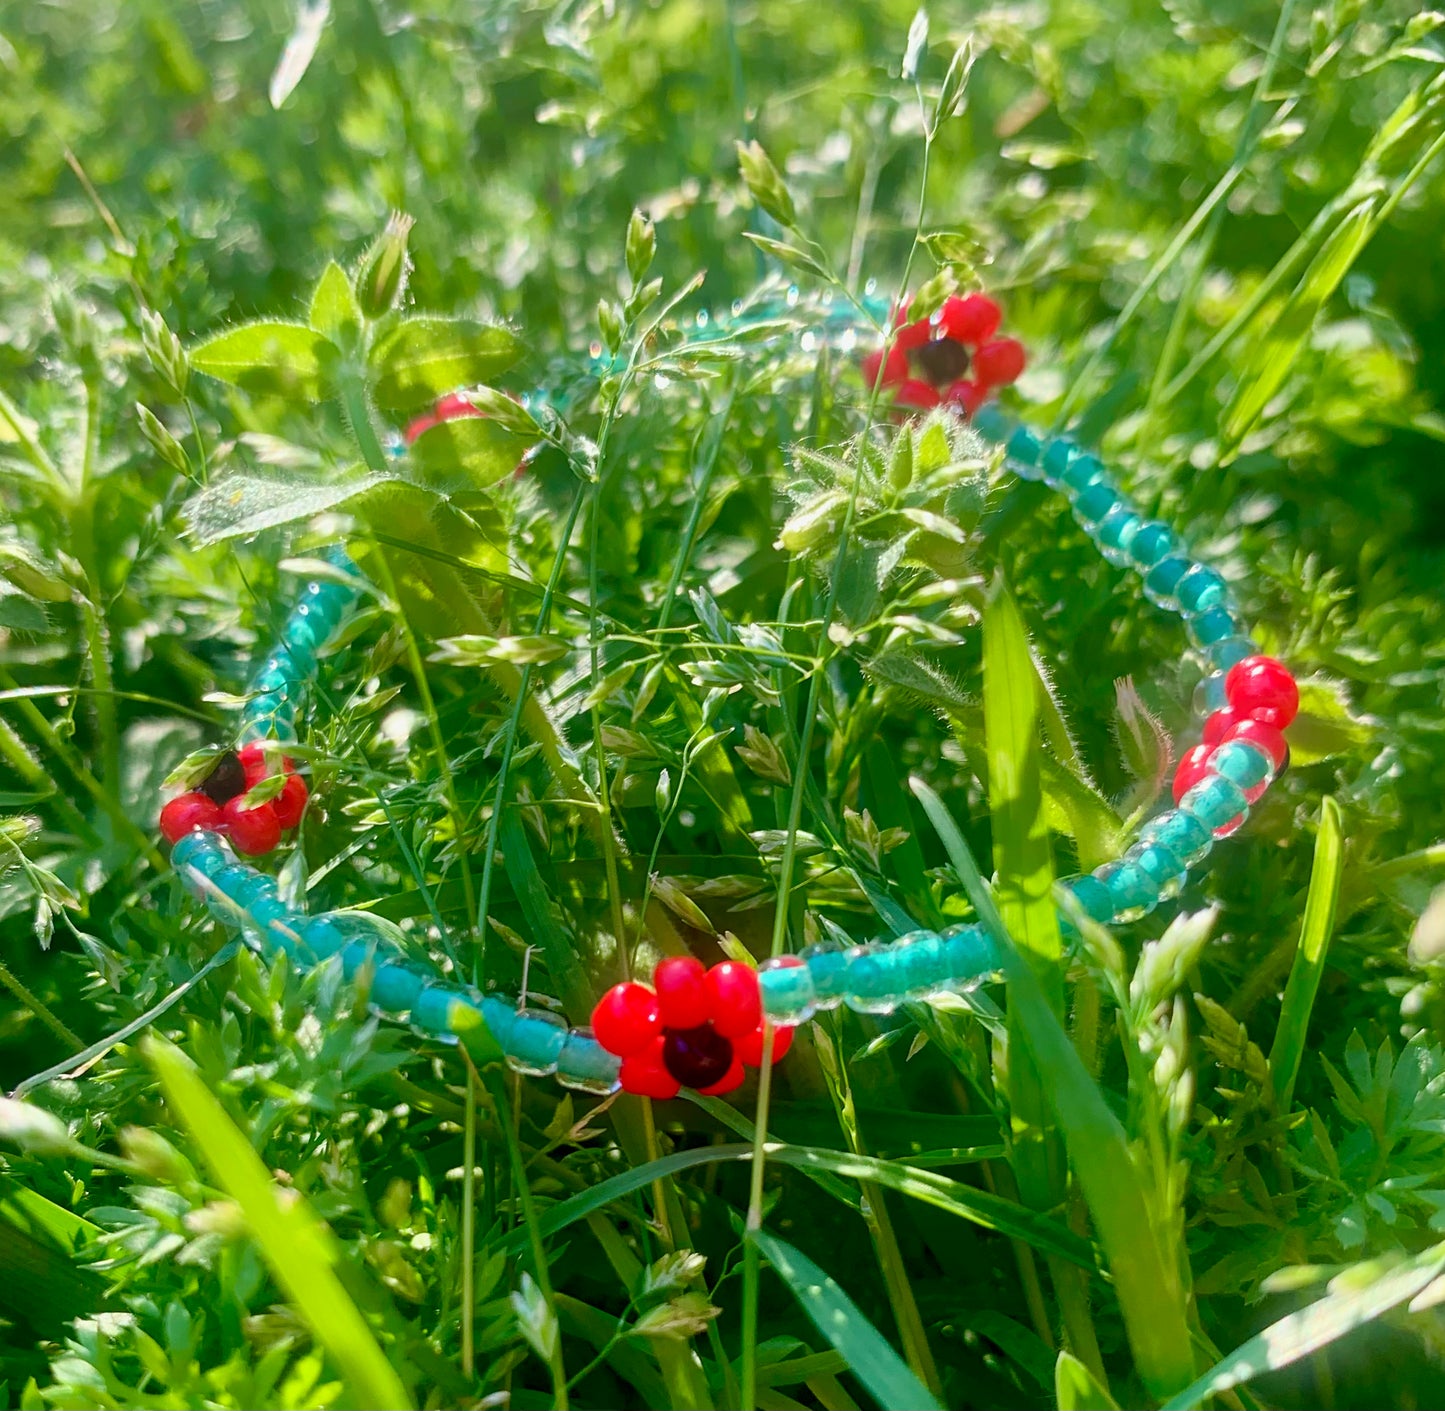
[370,961,428,1013]
[1060,874,1115,924]
[1007,425,1045,477]
[1142,554,1192,608]
[1193,672,1228,715]
[479,997,519,1049]
[1186,605,1239,649]
[246,897,296,952]
[289,601,334,649]
[971,403,1013,442]
[801,941,850,1010]
[1061,451,1105,497]
[298,916,347,960]
[1128,521,1177,570]
[845,943,904,1013]
[339,936,403,983]
[410,984,461,1043]
[232,872,279,909]
[1125,841,1187,900]
[1208,739,1272,790]
[506,1008,570,1076]
[282,615,322,665]
[1207,635,1257,671]
[250,664,296,697]
[323,545,364,579]
[1141,808,1213,868]
[1095,506,1143,566]
[1096,860,1160,923]
[758,957,816,1025]
[1040,437,1077,486]
[1073,478,1121,529]
[555,1028,622,1095]
[939,923,999,988]
[1180,774,1248,831]
[172,834,226,880]
[1176,564,1229,614]
[893,930,951,998]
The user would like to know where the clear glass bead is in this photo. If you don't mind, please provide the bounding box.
[555,1026,623,1094]
[1124,841,1187,901]
[1128,521,1177,570]
[1139,809,1213,868]
[1141,555,1192,609]
[800,941,850,1011]
[844,942,904,1014]
[1094,861,1160,924]
[1073,478,1121,530]
[938,923,1000,989]
[758,956,816,1025]
[1095,506,1143,566]
[505,1007,570,1076]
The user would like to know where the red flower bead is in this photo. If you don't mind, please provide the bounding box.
[222,797,281,856]
[238,742,293,787]
[1225,655,1298,729]
[944,379,987,415]
[936,293,1001,345]
[653,956,711,1029]
[1223,719,1289,772]
[862,345,909,391]
[1201,706,1244,747]
[896,379,941,410]
[698,1059,746,1096]
[272,774,310,830]
[592,981,663,1057]
[1171,743,1213,806]
[972,337,1026,388]
[619,1036,681,1099]
[160,792,222,843]
[735,1023,794,1068]
[705,962,762,1038]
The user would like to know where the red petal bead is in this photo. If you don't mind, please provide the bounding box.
[591,981,663,1057]
[936,293,1001,346]
[1201,706,1244,747]
[944,379,987,415]
[705,961,762,1038]
[435,392,477,420]
[1171,743,1214,806]
[619,1036,681,1099]
[653,956,712,1028]
[1225,655,1299,729]
[402,412,440,446]
[238,742,292,787]
[972,337,1026,388]
[896,378,941,410]
[159,792,222,843]
[1223,719,1289,771]
[861,344,908,390]
[895,315,932,352]
[735,1023,794,1068]
[222,797,282,856]
[272,774,310,830]
[698,1059,746,1096]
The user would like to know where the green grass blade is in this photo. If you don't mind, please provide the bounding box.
[1269,796,1344,1109]
[496,1140,1091,1266]
[145,1037,413,1411]
[982,578,1062,984]
[1161,1242,1445,1410]
[1056,1349,1121,1409]
[910,777,1197,1398]
[750,1227,943,1411]
[1219,199,1376,454]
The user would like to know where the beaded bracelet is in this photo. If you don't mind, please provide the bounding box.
[154,292,1299,1103]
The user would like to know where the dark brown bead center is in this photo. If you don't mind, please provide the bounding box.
[662,1023,733,1088]
[198,750,246,804]
[912,337,971,388]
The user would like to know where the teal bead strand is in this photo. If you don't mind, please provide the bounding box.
[1094,860,1161,924]
[555,1027,622,1095]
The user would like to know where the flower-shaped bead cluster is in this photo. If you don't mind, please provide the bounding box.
[159,743,309,857]
[591,957,794,1099]
[861,293,1025,415]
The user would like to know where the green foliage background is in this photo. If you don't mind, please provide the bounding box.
[2,1,1445,1408]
